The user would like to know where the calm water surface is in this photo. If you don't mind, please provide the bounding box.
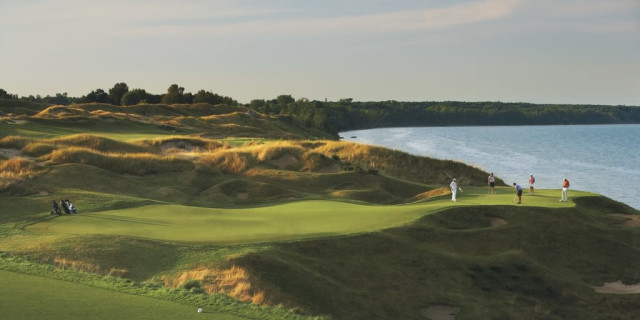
[341,124,640,209]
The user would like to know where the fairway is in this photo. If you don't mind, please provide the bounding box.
[27,188,585,243]
[0,270,244,320]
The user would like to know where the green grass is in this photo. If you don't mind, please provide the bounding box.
[25,188,589,244]
[0,118,180,140]
[0,270,245,320]
[230,199,640,320]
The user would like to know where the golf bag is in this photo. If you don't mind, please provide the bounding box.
[51,201,62,215]
[66,200,76,214]
[60,200,71,214]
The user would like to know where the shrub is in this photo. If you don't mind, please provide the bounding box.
[198,151,252,174]
[253,141,304,162]
[0,136,30,149]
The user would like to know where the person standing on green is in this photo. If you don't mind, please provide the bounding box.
[528,173,535,195]
[450,178,458,202]
[560,178,570,202]
[488,172,495,194]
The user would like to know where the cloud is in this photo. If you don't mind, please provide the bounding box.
[127,0,523,37]
[511,0,640,34]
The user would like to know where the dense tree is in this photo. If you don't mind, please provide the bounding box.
[161,84,185,104]
[277,94,295,106]
[121,89,147,105]
[0,89,15,99]
[109,82,129,105]
[194,90,224,105]
[84,89,110,103]
[43,93,70,105]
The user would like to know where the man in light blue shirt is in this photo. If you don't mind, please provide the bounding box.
[513,182,523,204]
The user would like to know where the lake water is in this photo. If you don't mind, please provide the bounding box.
[341,124,640,209]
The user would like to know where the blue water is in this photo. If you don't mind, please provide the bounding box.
[341,124,640,209]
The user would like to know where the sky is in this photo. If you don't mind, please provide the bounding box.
[1,0,639,105]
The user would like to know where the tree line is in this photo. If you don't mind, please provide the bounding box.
[2,86,639,136]
[0,83,237,107]
[248,97,640,135]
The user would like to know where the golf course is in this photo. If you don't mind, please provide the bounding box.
[1,100,640,319]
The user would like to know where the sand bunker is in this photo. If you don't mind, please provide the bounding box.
[316,163,340,173]
[594,281,640,294]
[269,154,299,169]
[421,305,460,320]
[0,148,21,158]
[607,214,640,227]
[236,192,249,200]
[4,119,27,124]
[490,218,508,227]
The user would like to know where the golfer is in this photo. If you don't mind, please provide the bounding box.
[488,173,495,194]
[528,173,535,195]
[513,182,523,204]
[450,178,458,202]
[560,178,570,202]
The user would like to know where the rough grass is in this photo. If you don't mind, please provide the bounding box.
[47,134,154,153]
[46,147,194,175]
[0,135,31,149]
[230,199,640,320]
[0,157,41,177]
[313,141,497,186]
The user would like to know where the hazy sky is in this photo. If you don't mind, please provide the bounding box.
[2,0,639,105]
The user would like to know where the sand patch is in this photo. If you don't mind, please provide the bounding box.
[421,305,460,320]
[594,281,640,294]
[0,148,21,159]
[161,141,197,152]
[269,154,299,169]
[316,163,340,173]
[607,214,640,227]
[5,119,27,124]
[412,187,450,201]
[334,183,357,190]
[237,192,249,199]
[490,218,507,227]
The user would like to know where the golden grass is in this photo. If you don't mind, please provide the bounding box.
[47,134,153,154]
[50,257,129,277]
[160,265,268,305]
[0,135,30,149]
[312,140,490,186]
[53,257,102,274]
[253,141,304,162]
[47,147,193,175]
[198,150,252,174]
[0,157,41,178]
[21,142,57,157]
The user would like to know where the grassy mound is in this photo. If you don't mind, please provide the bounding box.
[230,198,640,319]
[1,103,639,320]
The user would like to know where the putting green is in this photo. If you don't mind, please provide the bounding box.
[0,270,243,320]
[27,189,587,243]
